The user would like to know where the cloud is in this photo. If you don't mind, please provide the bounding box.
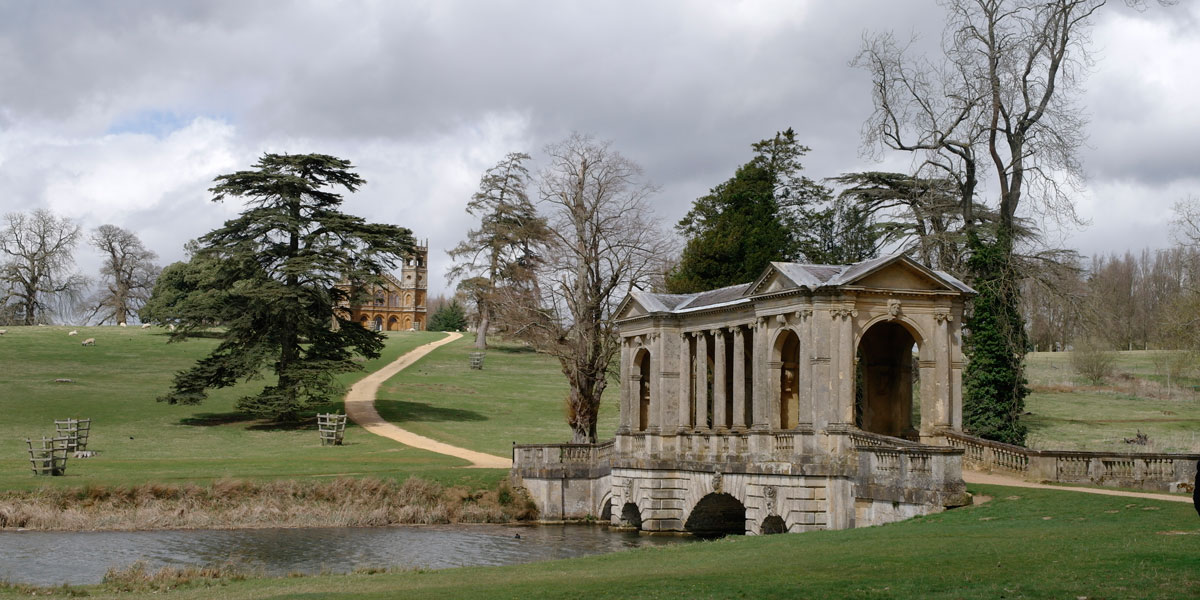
[0,0,1196,301]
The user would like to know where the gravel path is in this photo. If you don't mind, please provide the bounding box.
[344,331,513,469]
[963,470,1191,503]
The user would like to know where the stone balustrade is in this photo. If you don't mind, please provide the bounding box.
[942,430,1199,493]
[512,440,614,478]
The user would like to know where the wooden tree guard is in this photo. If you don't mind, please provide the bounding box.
[469,352,485,370]
[26,437,70,475]
[318,413,347,446]
[54,418,91,452]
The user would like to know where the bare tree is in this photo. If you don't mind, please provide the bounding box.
[88,224,161,325]
[448,152,550,349]
[855,0,1165,444]
[0,209,87,325]
[1172,195,1200,247]
[500,134,674,443]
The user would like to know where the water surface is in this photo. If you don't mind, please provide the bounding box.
[0,524,692,586]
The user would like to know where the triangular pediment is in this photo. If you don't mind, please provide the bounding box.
[843,255,964,293]
[746,263,800,296]
[614,296,649,320]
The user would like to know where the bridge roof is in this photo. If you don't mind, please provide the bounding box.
[617,253,974,319]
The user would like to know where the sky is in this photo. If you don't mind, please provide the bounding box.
[0,0,1196,299]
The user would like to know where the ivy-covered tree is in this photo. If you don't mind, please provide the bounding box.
[158,153,415,422]
[962,229,1028,444]
[428,299,467,331]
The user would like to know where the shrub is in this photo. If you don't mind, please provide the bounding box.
[1070,339,1116,385]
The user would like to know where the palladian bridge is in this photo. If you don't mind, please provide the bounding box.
[512,254,975,535]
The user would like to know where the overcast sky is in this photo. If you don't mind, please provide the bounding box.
[1,1,1196,298]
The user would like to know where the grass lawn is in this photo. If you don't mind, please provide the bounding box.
[1023,351,1200,453]
[374,335,618,457]
[17,483,1196,599]
[0,326,504,491]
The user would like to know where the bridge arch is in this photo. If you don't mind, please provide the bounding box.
[619,502,642,530]
[760,514,787,535]
[684,492,746,538]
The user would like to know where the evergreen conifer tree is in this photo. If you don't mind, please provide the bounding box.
[157,153,415,421]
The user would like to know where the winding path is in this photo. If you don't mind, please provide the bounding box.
[349,333,1194,498]
[344,331,513,469]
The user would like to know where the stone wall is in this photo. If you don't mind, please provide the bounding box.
[513,429,969,533]
[943,430,1199,493]
[511,441,613,521]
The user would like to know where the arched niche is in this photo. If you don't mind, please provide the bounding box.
[855,319,922,439]
[773,329,800,429]
[634,348,651,432]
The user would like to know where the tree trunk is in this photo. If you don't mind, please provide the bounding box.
[475,305,488,349]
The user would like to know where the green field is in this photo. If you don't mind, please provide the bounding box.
[1,329,1197,598]
[8,484,1195,599]
[1024,351,1200,453]
[0,326,502,491]
[374,335,617,457]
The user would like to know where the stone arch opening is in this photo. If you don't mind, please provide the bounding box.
[761,515,787,535]
[635,348,651,432]
[387,316,399,331]
[404,316,413,330]
[855,320,921,439]
[599,493,613,522]
[775,329,800,429]
[684,493,745,538]
[372,316,383,331]
[619,502,642,529]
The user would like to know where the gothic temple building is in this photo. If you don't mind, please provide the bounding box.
[344,241,428,331]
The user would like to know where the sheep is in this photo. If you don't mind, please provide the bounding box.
[68,330,78,336]
[168,324,176,331]
[0,329,7,335]
[81,338,96,346]
[119,322,127,328]
[141,323,152,329]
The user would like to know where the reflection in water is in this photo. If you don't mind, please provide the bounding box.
[0,524,693,586]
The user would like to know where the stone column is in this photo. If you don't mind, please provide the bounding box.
[713,329,728,431]
[649,332,663,434]
[678,331,692,433]
[837,307,857,426]
[751,318,770,430]
[732,326,746,431]
[933,310,953,434]
[695,332,709,430]
[798,308,813,427]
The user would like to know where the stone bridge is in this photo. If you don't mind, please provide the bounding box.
[514,254,975,534]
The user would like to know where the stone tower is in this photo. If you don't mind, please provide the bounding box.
[398,240,428,330]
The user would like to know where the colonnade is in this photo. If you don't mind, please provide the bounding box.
[617,299,964,440]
